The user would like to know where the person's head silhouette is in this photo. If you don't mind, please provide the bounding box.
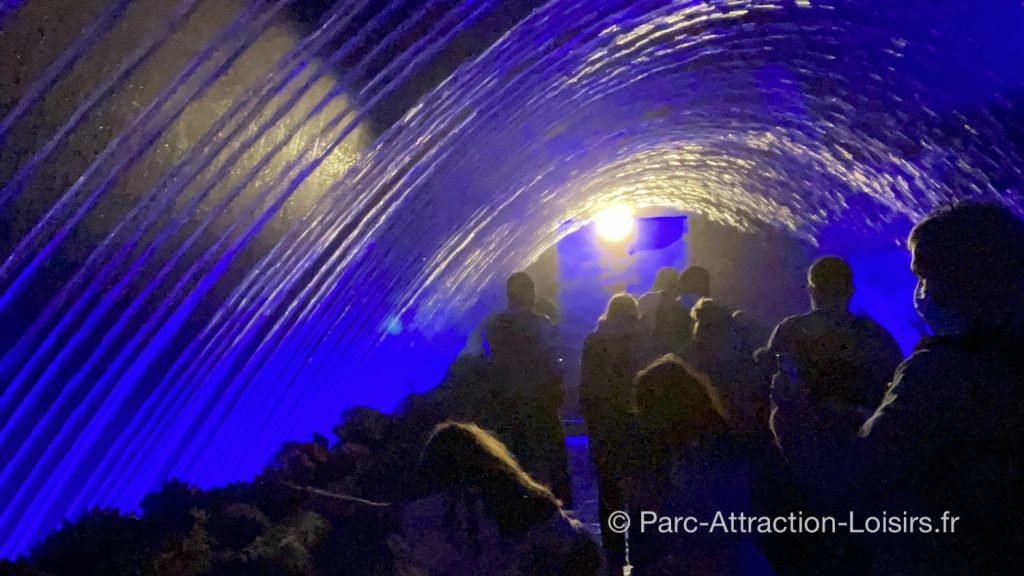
[506,271,537,308]
[418,421,560,536]
[651,267,680,292]
[678,266,711,298]
[600,292,640,324]
[807,256,854,313]
[909,201,1024,334]
[634,356,726,448]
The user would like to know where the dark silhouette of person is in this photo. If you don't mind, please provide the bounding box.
[579,293,647,569]
[624,356,774,575]
[399,422,604,575]
[637,266,680,332]
[639,267,694,357]
[683,301,829,576]
[685,298,767,443]
[757,256,903,433]
[771,201,1024,574]
[678,265,712,309]
[483,272,572,506]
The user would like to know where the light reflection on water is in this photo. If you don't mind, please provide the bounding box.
[1,0,1023,557]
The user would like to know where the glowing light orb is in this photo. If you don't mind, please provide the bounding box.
[593,206,635,242]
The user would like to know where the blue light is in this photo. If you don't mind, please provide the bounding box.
[3,0,1023,560]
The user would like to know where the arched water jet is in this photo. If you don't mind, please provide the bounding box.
[0,0,379,555]
[2,0,1024,558]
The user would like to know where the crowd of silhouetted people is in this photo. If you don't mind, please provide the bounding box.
[4,201,1021,576]
[409,200,1024,575]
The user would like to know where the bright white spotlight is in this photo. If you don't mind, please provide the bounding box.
[593,206,635,242]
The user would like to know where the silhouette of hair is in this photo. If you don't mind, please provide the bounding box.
[633,355,727,466]
[808,256,854,300]
[678,266,711,296]
[599,292,640,324]
[909,201,1024,324]
[691,297,731,329]
[652,266,680,291]
[417,421,560,537]
[506,271,537,307]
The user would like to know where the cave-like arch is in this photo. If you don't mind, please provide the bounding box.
[1,0,1023,557]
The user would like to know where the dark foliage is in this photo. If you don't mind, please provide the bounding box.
[0,558,53,576]
[31,508,158,576]
[12,364,484,576]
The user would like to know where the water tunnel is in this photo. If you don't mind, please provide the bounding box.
[0,0,1023,561]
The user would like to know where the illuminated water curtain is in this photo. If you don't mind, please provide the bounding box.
[1,0,1023,557]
